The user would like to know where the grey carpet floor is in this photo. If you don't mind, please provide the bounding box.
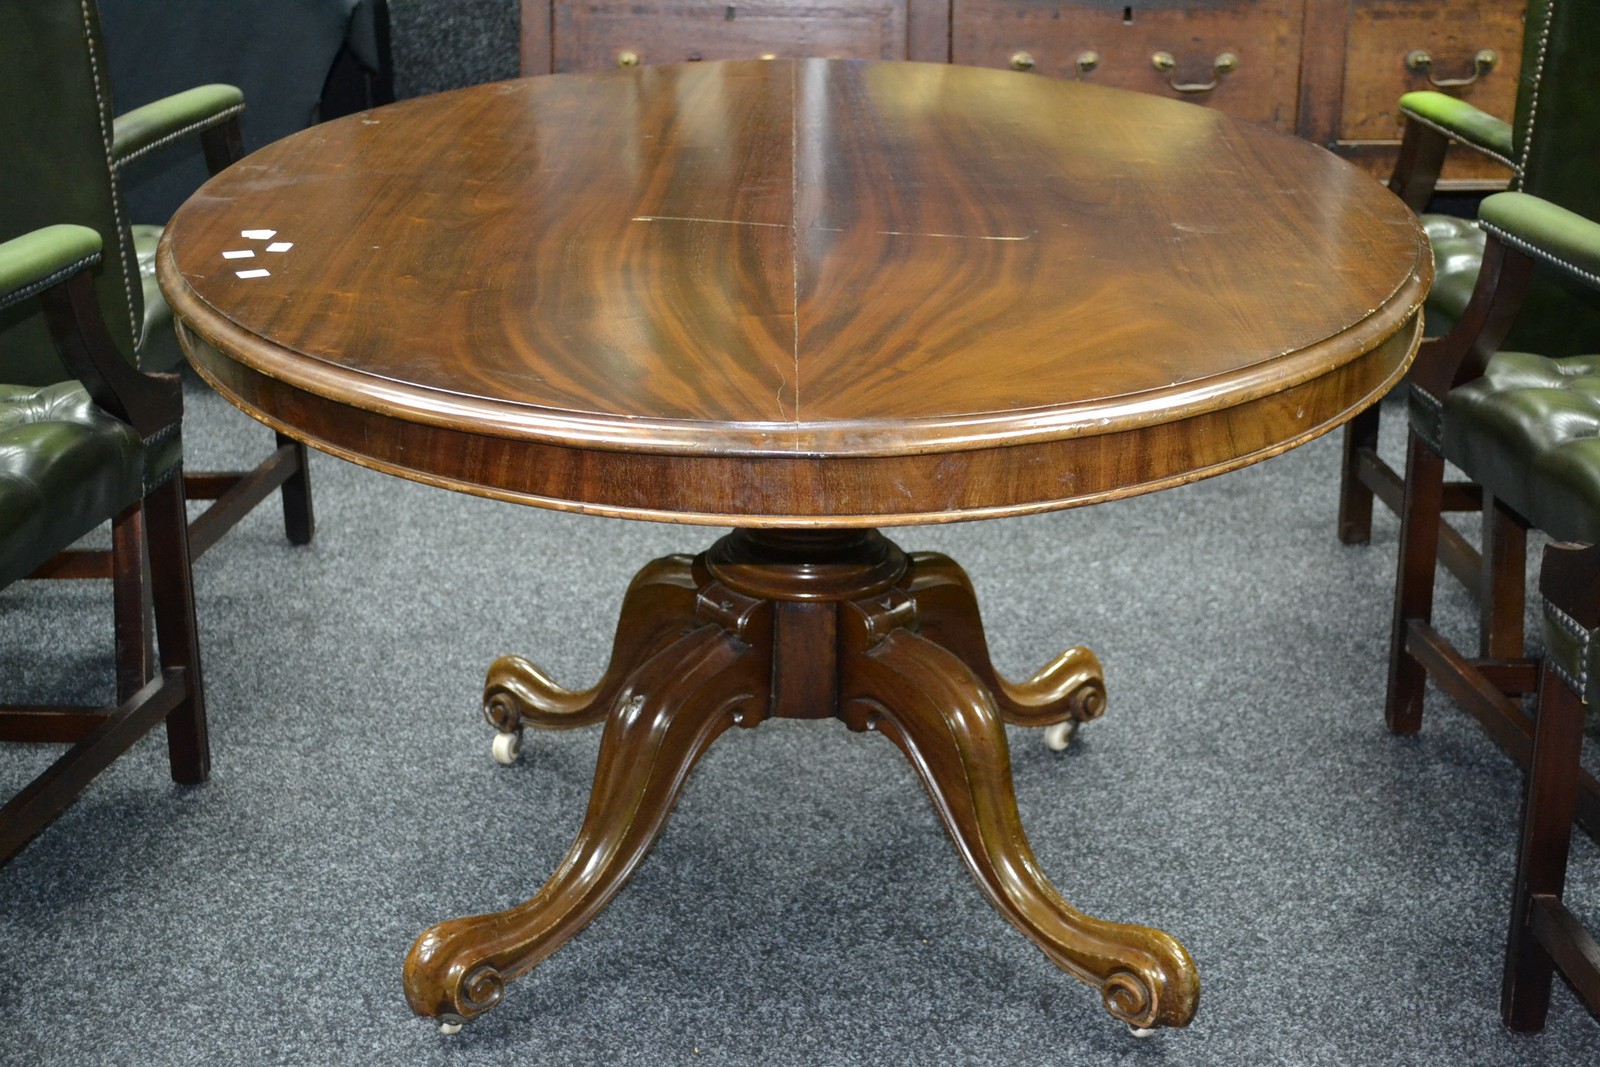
[1,379,1597,1066]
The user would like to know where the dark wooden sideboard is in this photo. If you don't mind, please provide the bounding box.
[519,0,1525,189]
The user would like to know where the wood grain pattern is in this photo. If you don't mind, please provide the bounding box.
[1339,0,1523,143]
[552,0,912,71]
[160,59,1428,526]
[951,0,1306,131]
[1335,0,1523,187]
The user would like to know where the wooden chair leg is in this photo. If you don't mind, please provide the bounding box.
[111,503,152,703]
[1386,432,1447,735]
[1338,404,1381,545]
[1479,496,1527,660]
[1501,665,1586,1032]
[143,476,208,785]
[278,432,315,546]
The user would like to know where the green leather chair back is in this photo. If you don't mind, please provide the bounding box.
[0,0,144,385]
[1503,0,1600,356]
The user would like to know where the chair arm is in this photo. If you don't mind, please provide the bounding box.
[0,225,103,312]
[0,226,181,439]
[1479,192,1600,291]
[1388,92,1514,213]
[112,84,244,171]
[1399,92,1515,166]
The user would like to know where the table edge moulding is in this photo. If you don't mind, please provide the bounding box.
[157,58,1431,1038]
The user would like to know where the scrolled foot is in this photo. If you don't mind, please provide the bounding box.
[905,552,1107,731]
[481,555,701,758]
[407,625,767,1026]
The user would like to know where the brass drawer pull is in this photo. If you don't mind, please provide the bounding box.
[1404,48,1498,88]
[1076,51,1099,75]
[1150,51,1238,94]
[615,49,641,68]
[1010,51,1035,72]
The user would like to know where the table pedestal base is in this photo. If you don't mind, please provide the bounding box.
[403,529,1199,1033]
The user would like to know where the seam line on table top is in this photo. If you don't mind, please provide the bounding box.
[790,60,801,451]
[631,215,787,228]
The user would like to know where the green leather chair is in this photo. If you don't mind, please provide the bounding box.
[0,0,314,593]
[1339,0,1600,656]
[0,224,207,863]
[1379,191,1600,1031]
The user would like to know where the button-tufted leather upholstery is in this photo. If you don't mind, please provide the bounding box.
[1438,347,1600,711]
[0,382,148,587]
[1441,352,1600,544]
[1419,215,1488,337]
[1339,0,1600,559]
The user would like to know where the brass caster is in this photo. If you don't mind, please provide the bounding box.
[492,730,523,766]
[1042,720,1079,752]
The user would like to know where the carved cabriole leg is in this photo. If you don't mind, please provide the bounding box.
[425,526,1196,1032]
[405,621,768,1026]
[484,555,699,735]
[838,608,1200,1031]
[905,552,1106,730]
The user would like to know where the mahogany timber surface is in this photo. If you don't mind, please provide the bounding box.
[159,59,1429,527]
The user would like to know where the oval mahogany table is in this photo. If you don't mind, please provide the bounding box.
[158,58,1429,1037]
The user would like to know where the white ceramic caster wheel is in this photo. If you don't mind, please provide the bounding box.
[439,1019,464,1036]
[1043,721,1077,752]
[1127,1024,1157,1039]
[492,730,523,766]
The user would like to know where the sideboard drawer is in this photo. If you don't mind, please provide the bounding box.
[951,0,1305,132]
[552,0,911,71]
[1334,0,1524,185]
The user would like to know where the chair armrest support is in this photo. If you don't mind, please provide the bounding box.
[1479,192,1600,291]
[1400,92,1515,165]
[112,84,245,174]
[1410,229,1534,398]
[0,226,181,440]
[1388,91,1514,212]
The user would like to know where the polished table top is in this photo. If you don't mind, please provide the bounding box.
[158,59,1433,1033]
[160,58,1429,525]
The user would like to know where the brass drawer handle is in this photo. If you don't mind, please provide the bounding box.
[1150,51,1238,94]
[1076,51,1099,75]
[615,49,641,68]
[1405,48,1498,88]
[1010,51,1035,72]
